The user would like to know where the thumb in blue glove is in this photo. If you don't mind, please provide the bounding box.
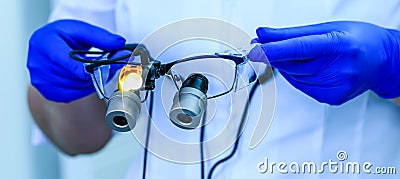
[251,21,400,105]
[27,20,126,103]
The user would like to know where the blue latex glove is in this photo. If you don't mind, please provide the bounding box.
[252,21,400,105]
[27,20,126,103]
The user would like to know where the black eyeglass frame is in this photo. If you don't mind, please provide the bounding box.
[69,43,254,100]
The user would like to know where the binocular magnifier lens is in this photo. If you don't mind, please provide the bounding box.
[105,73,208,131]
[169,73,208,129]
[105,90,141,132]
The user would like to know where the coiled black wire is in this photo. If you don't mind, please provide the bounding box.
[142,91,154,179]
[203,80,260,179]
[200,111,207,179]
[142,81,259,179]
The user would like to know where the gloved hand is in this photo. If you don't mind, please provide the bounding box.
[27,20,126,103]
[251,21,400,105]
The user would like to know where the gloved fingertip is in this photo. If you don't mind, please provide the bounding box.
[116,36,127,46]
[256,27,275,43]
[256,27,274,35]
[247,44,269,64]
[102,35,126,50]
[256,27,264,37]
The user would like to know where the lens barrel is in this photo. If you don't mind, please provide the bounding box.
[169,73,208,129]
[105,90,141,132]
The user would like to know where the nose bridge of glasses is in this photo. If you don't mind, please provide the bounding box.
[141,60,168,90]
[119,44,164,91]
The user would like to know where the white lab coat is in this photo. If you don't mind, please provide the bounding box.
[49,0,400,178]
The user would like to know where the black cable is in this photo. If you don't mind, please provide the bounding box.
[69,44,140,64]
[140,79,260,179]
[142,91,154,179]
[200,110,207,179]
[140,91,150,103]
[206,80,260,179]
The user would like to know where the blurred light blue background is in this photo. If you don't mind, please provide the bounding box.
[0,1,140,178]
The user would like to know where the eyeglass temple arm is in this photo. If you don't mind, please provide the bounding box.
[213,53,246,65]
[69,43,148,62]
